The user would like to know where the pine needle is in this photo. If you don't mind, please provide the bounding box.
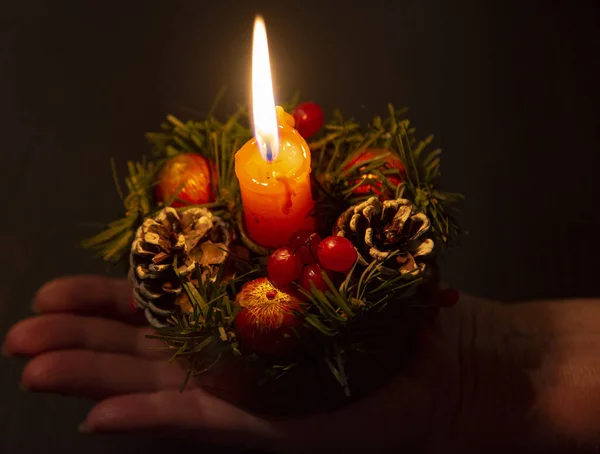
[83,96,462,396]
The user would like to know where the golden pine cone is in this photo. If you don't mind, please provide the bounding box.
[129,206,230,328]
[333,196,434,275]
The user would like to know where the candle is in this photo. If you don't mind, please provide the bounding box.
[235,17,315,249]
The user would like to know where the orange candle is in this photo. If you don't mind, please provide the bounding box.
[235,17,315,249]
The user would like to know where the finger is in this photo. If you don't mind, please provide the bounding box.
[3,314,165,360]
[33,275,144,324]
[84,379,431,453]
[21,350,189,399]
[84,389,285,451]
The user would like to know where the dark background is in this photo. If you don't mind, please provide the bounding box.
[0,0,598,452]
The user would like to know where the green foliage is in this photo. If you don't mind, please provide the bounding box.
[147,252,266,390]
[81,158,160,264]
[293,256,425,393]
[83,108,253,265]
[147,263,245,391]
[309,104,461,246]
[82,97,462,395]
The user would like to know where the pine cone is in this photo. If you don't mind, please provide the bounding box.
[333,196,434,275]
[129,206,231,328]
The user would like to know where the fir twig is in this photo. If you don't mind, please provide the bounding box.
[81,159,159,264]
[84,97,462,398]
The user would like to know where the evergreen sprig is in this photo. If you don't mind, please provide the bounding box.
[147,262,244,391]
[309,104,462,245]
[81,158,160,264]
[289,257,425,393]
[83,108,253,265]
[82,98,462,396]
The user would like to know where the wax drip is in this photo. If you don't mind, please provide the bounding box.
[275,174,295,215]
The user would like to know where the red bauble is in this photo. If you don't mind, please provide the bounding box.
[154,153,216,207]
[345,148,406,198]
[299,263,335,293]
[234,277,304,355]
[267,247,303,286]
[291,102,324,139]
[317,236,358,273]
[288,230,321,265]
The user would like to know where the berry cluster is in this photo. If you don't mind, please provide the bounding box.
[267,230,358,293]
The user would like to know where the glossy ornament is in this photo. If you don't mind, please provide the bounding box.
[234,277,304,355]
[345,148,406,198]
[291,102,324,139]
[155,153,215,207]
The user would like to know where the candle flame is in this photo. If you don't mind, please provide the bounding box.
[252,16,279,162]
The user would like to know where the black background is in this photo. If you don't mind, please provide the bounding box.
[0,1,598,453]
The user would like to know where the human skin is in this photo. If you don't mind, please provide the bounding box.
[3,275,600,453]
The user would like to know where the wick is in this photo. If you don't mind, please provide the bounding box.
[265,142,273,162]
[266,290,277,300]
[266,161,272,181]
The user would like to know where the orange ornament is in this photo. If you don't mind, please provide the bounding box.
[345,148,406,198]
[234,277,305,355]
[155,153,216,207]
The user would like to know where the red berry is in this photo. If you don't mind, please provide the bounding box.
[267,247,303,286]
[291,102,324,139]
[288,230,321,265]
[317,236,357,273]
[299,263,334,293]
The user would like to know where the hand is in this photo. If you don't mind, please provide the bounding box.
[3,275,466,453]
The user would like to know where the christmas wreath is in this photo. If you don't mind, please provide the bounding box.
[83,95,462,413]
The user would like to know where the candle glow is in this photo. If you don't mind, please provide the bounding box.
[251,16,279,162]
[234,16,316,249]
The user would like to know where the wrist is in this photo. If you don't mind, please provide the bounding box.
[436,297,600,453]
[426,295,530,453]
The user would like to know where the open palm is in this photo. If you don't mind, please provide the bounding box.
[3,275,463,453]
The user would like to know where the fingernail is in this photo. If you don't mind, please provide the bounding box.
[78,422,91,433]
